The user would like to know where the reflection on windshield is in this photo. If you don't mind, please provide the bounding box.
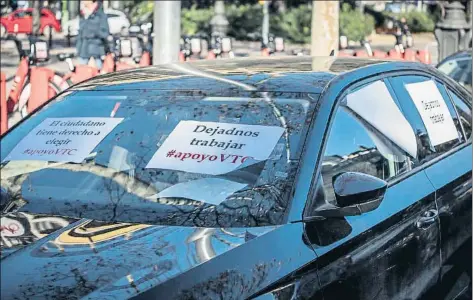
[0,90,318,228]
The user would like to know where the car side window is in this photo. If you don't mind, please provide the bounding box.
[447,88,472,139]
[438,58,472,90]
[321,80,413,204]
[388,75,463,164]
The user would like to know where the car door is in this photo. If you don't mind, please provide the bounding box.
[388,75,472,264]
[302,78,441,300]
[392,77,472,263]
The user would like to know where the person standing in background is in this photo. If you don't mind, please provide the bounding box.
[76,0,109,69]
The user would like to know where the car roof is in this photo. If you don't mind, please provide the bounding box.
[437,49,472,66]
[70,56,432,95]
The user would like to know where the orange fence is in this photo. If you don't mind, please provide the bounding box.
[339,48,431,64]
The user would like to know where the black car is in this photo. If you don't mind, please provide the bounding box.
[437,49,472,92]
[1,57,471,300]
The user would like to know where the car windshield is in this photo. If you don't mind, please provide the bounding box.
[1,89,318,227]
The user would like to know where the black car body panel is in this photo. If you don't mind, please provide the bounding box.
[1,57,471,299]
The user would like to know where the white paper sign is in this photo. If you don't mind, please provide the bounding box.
[157,178,247,206]
[405,80,458,146]
[346,80,418,158]
[3,118,123,163]
[146,121,285,175]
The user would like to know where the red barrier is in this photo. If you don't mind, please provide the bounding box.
[372,50,388,58]
[403,49,417,62]
[338,51,353,57]
[102,54,115,73]
[115,62,135,71]
[28,67,55,113]
[354,50,369,57]
[388,49,403,60]
[139,52,151,67]
[71,65,99,84]
[1,72,7,135]
[7,58,29,112]
[206,51,216,60]
[416,50,431,64]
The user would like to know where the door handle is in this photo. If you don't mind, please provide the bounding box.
[415,209,438,230]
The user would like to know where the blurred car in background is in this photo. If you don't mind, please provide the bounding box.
[65,8,130,37]
[437,49,472,92]
[0,8,61,37]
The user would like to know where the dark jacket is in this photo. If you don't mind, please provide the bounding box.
[76,6,110,59]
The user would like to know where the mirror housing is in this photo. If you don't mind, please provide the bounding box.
[306,172,387,220]
[333,172,387,207]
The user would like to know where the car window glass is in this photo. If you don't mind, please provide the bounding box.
[438,58,472,91]
[388,75,462,164]
[0,91,319,228]
[321,81,412,204]
[447,88,472,139]
[433,81,465,142]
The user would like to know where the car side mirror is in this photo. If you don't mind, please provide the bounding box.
[333,172,387,208]
[305,172,387,220]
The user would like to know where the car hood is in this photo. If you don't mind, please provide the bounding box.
[1,211,279,299]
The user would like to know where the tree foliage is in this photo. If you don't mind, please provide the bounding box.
[339,3,375,42]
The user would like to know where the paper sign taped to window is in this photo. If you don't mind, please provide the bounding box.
[346,80,418,158]
[3,118,123,163]
[405,80,458,146]
[146,121,285,175]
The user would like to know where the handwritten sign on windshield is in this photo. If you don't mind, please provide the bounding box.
[3,118,123,163]
[146,121,285,175]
